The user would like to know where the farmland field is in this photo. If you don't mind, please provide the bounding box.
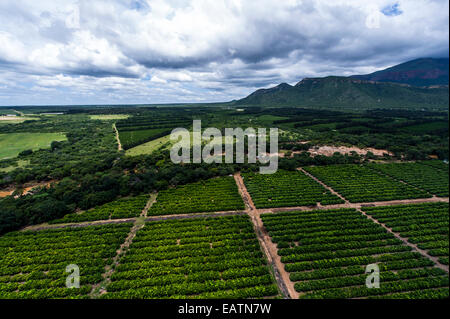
[0,223,132,298]
[103,215,279,298]
[242,170,344,208]
[115,115,192,149]
[261,208,449,299]
[118,128,171,150]
[149,177,244,215]
[90,114,130,120]
[400,121,448,134]
[0,106,449,302]
[49,195,150,224]
[368,162,449,197]
[363,203,449,265]
[125,134,172,156]
[0,132,67,159]
[419,160,449,173]
[0,116,38,124]
[303,164,430,203]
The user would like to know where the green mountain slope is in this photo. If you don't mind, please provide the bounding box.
[235,76,449,110]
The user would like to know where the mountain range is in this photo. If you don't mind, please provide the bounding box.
[234,58,449,110]
[352,58,449,87]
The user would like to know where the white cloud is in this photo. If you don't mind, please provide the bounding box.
[0,0,448,105]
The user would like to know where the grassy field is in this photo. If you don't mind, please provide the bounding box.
[125,131,236,157]
[0,132,67,159]
[0,116,39,124]
[90,114,130,120]
[125,134,172,156]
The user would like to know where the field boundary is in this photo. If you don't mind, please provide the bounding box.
[90,192,159,297]
[357,207,449,273]
[90,219,145,298]
[234,173,256,211]
[235,172,297,299]
[366,165,437,198]
[14,173,449,298]
[20,197,448,232]
[298,167,349,204]
[113,123,123,151]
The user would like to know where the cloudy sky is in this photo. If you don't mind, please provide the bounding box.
[0,0,448,106]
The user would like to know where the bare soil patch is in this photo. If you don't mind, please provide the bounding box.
[308,145,393,157]
[0,180,57,198]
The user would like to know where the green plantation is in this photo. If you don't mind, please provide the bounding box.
[261,208,449,299]
[242,170,344,208]
[363,203,449,265]
[149,177,245,215]
[116,114,192,149]
[419,160,449,173]
[303,164,430,203]
[49,195,150,224]
[0,223,132,298]
[368,162,449,197]
[0,105,449,301]
[103,216,278,298]
[119,128,171,150]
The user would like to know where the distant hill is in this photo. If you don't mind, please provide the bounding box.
[234,59,449,110]
[351,58,449,86]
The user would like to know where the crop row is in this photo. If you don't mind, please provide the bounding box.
[303,164,430,203]
[0,223,132,298]
[261,208,448,299]
[119,128,171,149]
[149,177,245,215]
[368,162,449,197]
[242,170,344,208]
[103,215,278,298]
[116,116,190,131]
[50,195,149,224]
[363,202,449,264]
[116,115,191,149]
[418,160,449,174]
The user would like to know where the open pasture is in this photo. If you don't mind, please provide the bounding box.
[0,132,67,159]
[90,114,130,120]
